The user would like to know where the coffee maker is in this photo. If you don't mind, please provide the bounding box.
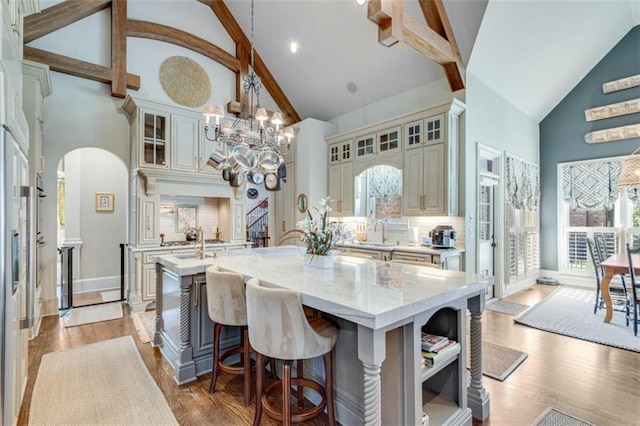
[429,225,458,248]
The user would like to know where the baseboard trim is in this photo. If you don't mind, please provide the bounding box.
[41,297,59,317]
[73,275,120,293]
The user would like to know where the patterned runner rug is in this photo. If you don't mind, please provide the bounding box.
[29,336,177,425]
[131,311,155,343]
[486,299,530,315]
[531,407,594,426]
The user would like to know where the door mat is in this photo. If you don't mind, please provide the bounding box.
[479,341,528,381]
[131,311,155,343]
[100,290,121,302]
[29,336,177,425]
[486,299,530,316]
[531,407,594,426]
[514,286,640,352]
[63,302,123,327]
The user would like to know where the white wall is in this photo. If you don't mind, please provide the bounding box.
[329,77,458,134]
[463,71,540,282]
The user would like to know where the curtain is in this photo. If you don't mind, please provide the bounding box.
[561,162,621,210]
[506,156,540,210]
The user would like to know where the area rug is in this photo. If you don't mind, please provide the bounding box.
[474,341,528,381]
[531,407,594,426]
[63,302,123,327]
[99,290,121,302]
[131,311,155,344]
[486,299,530,316]
[29,336,177,425]
[514,286,640,353]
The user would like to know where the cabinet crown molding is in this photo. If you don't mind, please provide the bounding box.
[22,60,52,97]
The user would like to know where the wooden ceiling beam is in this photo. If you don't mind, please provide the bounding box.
[111,0,127,98]
[418,0,465,91]
[198,0,301,124]
[367,0,465,91]
[402,12,455,64]
[127,20,240,73]
[24,0,111,43]
[24,46,141,90]
[367,0,403,47]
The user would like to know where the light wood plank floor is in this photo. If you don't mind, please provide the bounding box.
[17,284,640,425]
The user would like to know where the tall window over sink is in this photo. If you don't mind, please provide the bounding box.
[559,157,640,277]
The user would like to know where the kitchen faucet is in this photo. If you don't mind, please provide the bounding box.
[196,227,206,259]
[374,220,387,243]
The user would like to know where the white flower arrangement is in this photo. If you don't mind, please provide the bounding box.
[297,197,345,256]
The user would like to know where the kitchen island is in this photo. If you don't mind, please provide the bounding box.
[154,247,490,425]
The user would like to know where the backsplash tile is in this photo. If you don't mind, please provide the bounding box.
[159,195,221,242]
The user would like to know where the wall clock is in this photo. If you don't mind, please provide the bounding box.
[247,188,259,199]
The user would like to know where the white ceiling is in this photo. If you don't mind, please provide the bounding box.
[223,0,488,122]
[468,0,640,122]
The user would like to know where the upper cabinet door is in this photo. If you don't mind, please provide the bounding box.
[141,110,169,168]
[355,133,376,158]
[170,112,199,172]
[424,114,445,145]
[404,120,423,150]
[328,139,353,164]
[377,126,401,154]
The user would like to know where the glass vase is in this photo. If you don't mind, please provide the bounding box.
[304,254,334,269]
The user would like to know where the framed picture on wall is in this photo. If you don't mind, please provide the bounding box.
[95,192,115,212]
[176,205,198,232]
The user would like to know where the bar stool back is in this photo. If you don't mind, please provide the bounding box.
[206,266,253,406]
[246,278,338,426]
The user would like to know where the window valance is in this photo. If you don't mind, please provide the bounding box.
[506,156,540,210]
[561,162,621,210]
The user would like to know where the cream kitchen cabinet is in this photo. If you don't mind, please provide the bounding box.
[328,139,353,165]
[328,162,354,216]
[403,101,465,216]
[354,126,401,159]
[124,95,220,177]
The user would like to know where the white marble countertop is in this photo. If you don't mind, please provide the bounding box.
[155,246,486,329]
[337,242,465,255]
[129,241,251,253]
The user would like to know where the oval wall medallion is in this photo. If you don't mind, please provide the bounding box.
[159,56,211,107]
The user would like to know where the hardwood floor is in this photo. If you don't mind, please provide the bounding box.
[17,284,640,425]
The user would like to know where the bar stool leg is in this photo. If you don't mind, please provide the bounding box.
[253,353,265,426]
[296,359,304,409]
[209,323,223,393]
[324,351,336,426]
[283,360,292,426]
[242,327,251,406]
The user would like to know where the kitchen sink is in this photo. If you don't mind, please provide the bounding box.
[173,253,216,259]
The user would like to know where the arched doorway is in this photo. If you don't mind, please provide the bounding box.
[57,148,128,309]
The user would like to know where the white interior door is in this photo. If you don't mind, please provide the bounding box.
[478,181,497,298]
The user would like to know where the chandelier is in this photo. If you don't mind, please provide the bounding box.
[202,0,293,191]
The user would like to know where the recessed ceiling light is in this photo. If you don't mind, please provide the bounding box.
[356,0,366,5]
[289,41,298,53]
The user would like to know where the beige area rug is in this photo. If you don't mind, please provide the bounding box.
[468,341,528,381]
[531,407,594,426]
[29,336,177,426]
[131,311,155,344]
[100,290,121,302]
[63,302,123,327]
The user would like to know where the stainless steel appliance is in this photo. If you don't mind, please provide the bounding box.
[1,68,35,425]
[429,225,458,248]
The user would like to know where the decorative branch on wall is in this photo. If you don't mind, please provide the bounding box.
[585,123,640,144]
[584,98,640,122]
[602,74,640,94]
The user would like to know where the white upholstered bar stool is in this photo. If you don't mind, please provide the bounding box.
[205,266,253,406]
[246,278,338,426]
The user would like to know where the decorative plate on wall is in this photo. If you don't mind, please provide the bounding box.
[247,188,259,199]
[159,56,211,107]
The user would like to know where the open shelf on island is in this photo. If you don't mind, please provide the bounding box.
[420,349,459,382]
[422,388,462,425]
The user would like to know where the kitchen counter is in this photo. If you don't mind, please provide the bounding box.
[129,241,252,253]
[338,242,465,255]
[153,247,490,425]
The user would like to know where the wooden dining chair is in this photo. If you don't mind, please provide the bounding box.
[586,238,628,318]
[625,243,640,336]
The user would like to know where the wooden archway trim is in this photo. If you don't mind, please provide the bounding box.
[127,20,240,73]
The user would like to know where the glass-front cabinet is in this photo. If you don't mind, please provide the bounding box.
[143,111,168,167]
